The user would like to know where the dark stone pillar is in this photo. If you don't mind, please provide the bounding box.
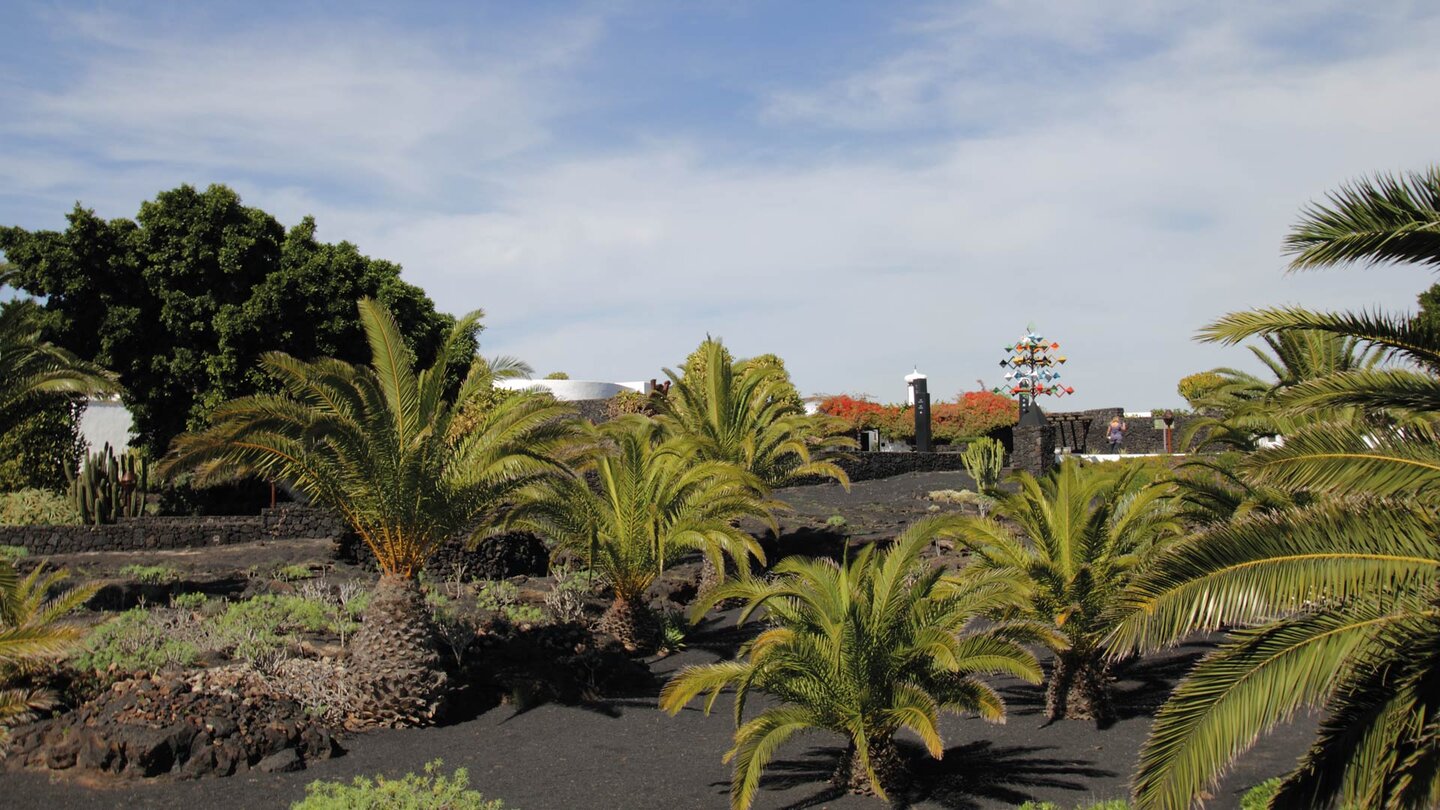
[1013,400,1059,475]
[912,378,932,453]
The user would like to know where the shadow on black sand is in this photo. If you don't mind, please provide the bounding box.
[742,739,1115,810]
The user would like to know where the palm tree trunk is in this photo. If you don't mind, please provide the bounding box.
[833,736,908,797]
[596,594,661,654]
[1045,649,1114,724]
[347,574,450,727]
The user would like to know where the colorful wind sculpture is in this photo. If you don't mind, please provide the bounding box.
[993,326,1074,415]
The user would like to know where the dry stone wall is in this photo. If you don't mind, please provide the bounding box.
[0,505,345,555]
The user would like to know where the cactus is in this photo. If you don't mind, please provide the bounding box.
[961,437,1006,495]
[66,443,148,525]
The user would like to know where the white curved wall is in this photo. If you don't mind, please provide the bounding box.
[494,379,648,401]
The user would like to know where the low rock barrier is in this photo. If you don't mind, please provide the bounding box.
[0,505,345,556]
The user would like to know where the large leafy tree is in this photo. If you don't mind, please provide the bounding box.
[1117,167,1440,810]
[162,299,579,725]
[0,185,459,458]
[661,516,1050,809]
[954,459,1180,724]
[505,415,769,652]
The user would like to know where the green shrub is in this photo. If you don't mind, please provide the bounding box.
[274,563,315,582]
[605,389,655,419]
[542,371,569,380]
[1177,371,1227,408]
[118,564,179,585]
[473,580,545,625]
[76,593,354,676]
[217,594,347,636]
[0,545,28,564]
[657,609,688,654]
[824,514,847,528]
[171,592,209,610]
[75,608,200,673]
[292,760,508,809]
[0,488,84,526]
[0,398,87,492]
[1239,779,1280,810]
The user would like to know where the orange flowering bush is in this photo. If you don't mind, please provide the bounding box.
[819,391,1017,444]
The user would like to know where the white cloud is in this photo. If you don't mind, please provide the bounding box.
[3,10,603,200]
[4,2,1439,410]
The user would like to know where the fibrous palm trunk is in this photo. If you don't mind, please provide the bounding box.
[1045,649,1114,724]
[597,594,661,655]
[347,575,449,727]
[833,736,908,797]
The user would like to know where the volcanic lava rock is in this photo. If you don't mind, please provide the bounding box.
[5,672,339,780]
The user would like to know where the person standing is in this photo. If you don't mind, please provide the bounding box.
[1107,416,1127,454]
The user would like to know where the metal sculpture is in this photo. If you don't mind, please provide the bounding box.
[993,325,1074,416]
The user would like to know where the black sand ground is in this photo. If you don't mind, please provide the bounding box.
[0,472,1319,809]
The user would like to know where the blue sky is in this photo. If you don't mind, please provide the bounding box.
[3,1,1438,408]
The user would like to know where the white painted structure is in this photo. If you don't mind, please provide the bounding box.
[78,398,134,452]
[494,379,651,401]
[904,368,927,405]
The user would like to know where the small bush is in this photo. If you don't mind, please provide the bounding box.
[0,488,84,526]
[0,545,28,564]
[824,514,847,528]
[657,609,688,655]
[171,592,209,610]
[293,759,508,810]
[927,489,978,505]
[605,390,655,419]
[75,608,200,673]
[274,563,316,582]
[1239,779,1280,810]
[544,563,590,625]
[118,564,179,585]
[217,594,339,636]
[76,593,357,676]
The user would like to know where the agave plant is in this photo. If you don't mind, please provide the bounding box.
[505,415,769,652]
[660,517,1051,809]
[1116,167,1440,810]
[0,558,97,743]
[162,298,581,725]
[953,459,1181,724]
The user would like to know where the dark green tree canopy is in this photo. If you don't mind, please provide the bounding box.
[0,184,465,457]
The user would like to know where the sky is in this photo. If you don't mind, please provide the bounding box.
[2,1,1438,410]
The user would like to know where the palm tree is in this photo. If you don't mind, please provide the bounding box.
[661,339,854,594]
[0,558,98,744]
[505,415,769,652]
[161,298,581,725]
[660,516,1050,809]
[1115,168,1440,810]
[1181,329,1381,452]
[0,269,119,432]
[954,459,1180,724]
[660,338,852,489]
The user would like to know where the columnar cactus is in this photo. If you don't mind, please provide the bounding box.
[67,443,148,525]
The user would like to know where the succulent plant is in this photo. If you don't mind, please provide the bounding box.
[66,443,148,525]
